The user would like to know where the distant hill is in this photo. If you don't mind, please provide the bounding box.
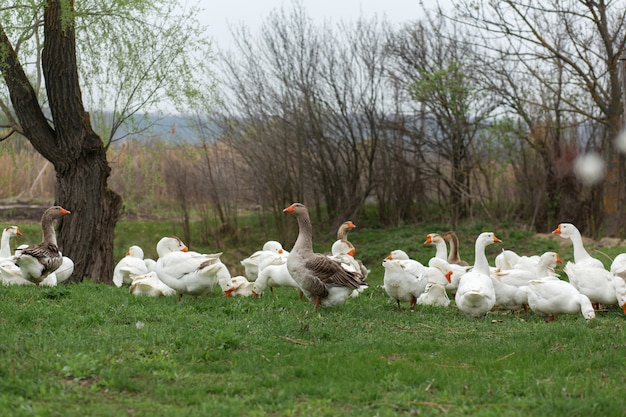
[99,112,218,145]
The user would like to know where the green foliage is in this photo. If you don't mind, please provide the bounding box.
[410,62,473,116]
[59,0,74,30]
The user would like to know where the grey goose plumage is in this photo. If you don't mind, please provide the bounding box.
[15,206,71,285]
[283,203,365,310]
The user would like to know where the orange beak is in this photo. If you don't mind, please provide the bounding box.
[16,228,22,236]
[252,290,259,298]
[622,303,626,314]
[60,207,71,215]
[181,246,188,252]
[385,252,393,260]
[283,204,295,213]
[552,225,561,234]
[348,221,356,229]
[556,254,563,264]
[126,250,131,256]
[224,288,234,298]
[278,249,283,254]
[494,235,502,243]
[445,271,452,283]
[424,235,432,244]
[348,248,355,257]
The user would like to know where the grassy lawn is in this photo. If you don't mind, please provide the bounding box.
[1,218,625,416]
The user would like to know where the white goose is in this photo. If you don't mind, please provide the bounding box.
[382,258,428,310]
[240,240,289,281]
[490,275,528,311]
[424,233,448,260]
[113,245,149,287]
[219,275,255,298]
[495,249,540,273]
[562,261,620,306]
[455,232,501,319]
[129,271,176,297]
[494,252,562,287]
[524,279,595,322]
[385,250,426,279]
[144,258,157,272]
[415,282,450,307]
[154,236,226,302]
[331,238,369,280]
[283,203,365,310]
[552,223,604,268]
[0,229,31,286]
[0,246,32,286]
[329,240,361,273]
[0,226,22,259]
[424,257,453,286]
[252,263,301,297]
[424,235,469,291]
[15,206,71,285]
[552,223,619,306]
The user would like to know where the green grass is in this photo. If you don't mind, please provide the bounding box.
[2,218,626,416]
[1,282,624,417]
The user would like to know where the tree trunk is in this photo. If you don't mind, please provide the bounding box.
[56,157,122,283]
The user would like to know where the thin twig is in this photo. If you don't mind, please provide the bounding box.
[495,352,516,361]
[284,336,308,346]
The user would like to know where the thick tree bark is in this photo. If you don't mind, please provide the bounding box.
[0,0,122,283]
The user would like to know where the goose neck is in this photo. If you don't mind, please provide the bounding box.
[0,231,11,258]
[293,213,314,254]
[473,242,490,275]
[568,231,592,262]
[434,241,448,260]
[41,214,58,247]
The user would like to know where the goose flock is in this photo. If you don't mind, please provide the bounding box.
[2,204,626,321]
[0,206,73,287]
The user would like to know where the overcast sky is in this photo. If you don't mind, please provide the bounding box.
[191,0,448,49]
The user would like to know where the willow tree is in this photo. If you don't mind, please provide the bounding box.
[0,0,213,282]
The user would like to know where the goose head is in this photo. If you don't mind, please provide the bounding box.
[262,240,284,254]
[156,236,188,258]
[424,233,443,245]
[382,258,405,271]
[539,251,562,268]
[337,221,356,239]
[283,202,307,216]
[552,223,579,239]
[127,245,145,259]
[332,240,355,257]
[385,249,410,261]
[4,226,22,238]
[476,232,502,247]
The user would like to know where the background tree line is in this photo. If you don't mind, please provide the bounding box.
[1,0,626,283]
[212,0,626,238]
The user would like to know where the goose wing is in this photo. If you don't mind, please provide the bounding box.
[305,254,363,289]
